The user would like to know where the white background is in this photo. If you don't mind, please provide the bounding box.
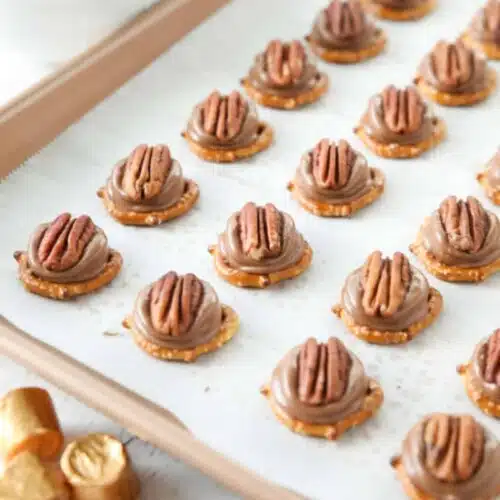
[1,1,499,498]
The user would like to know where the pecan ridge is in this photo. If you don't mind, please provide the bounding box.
[432,40,474,87]
[238,202,284,260]
[201,91,248,141]
[37,213,96,271]
[298,337,352,405]
[484,329,500,385]
[326,0,366,37]
[265,40,306,87]
[423,414,484,483]
[485,0,500,35]
[439,196,489,253]
[150,271,204,337]
[381,86,426,134]
[361,251,411,317]
[312,139,356,190]
[122,144,171,201]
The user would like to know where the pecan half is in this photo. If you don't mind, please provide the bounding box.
[264,40,306,87]
[150,272,204,337]
[326,0,366,37]
[312,139,356,190]
[37,213,96,271]
[439,196,490,253]
[238,202,284,260]
[485,0,500,36]
[432,41,474,87]
[423,414,484,483]
[201,91,248,141]
[361,251,411,317]
[484,329,500,385]
[121,144,171,201]
[381,86,426,134]
[297,337,352,405]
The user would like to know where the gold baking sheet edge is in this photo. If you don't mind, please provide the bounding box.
[0,0,228,178]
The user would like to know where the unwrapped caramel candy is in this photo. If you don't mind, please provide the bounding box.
[60,433,139,500]
[0,452,69,500]
[0,388,63,462]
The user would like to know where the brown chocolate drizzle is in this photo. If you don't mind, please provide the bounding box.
[297,338,352,405]
[238,202,284,260]
[37,213,96,272]
[422,414,484,483]
[439,196,489,254]
[361,251,411,318]
[150,272,204,337]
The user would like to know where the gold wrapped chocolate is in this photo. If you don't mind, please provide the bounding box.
[0,388,63,461]
[60,433,140,500]
[0,451,69,499]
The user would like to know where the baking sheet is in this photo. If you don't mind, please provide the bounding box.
[1,0,499,498]
[0,0,159,105]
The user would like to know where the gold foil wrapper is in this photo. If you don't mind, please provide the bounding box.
[0,388,63,462]
[60,433,140,500]
[0,451,69,499]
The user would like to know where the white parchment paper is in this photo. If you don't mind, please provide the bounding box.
[1,1,499,498]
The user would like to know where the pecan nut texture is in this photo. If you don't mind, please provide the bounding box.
[294,138,376,204]
[422,414,484,483]
[382,86,425,134]
[37,213,96,272]
[133,272,223,350]
[201,91,248,142]
[419,40,487,94]
[217,202,306,275]
[310,0,377,51]
[402,414,500,498]
[246,40,320,98]
[361,251,411,318]
[297,338,352,405]
[470,0,500,45]
[264,40,306,87]
[484,0,500,40]
[312,139,356,190]
[484,329,500,385]
[121,144,171,201]
[421,195,500,268]
[149,272,204,337]
[187,90,260,149]
[439,196,489,254]
[108,144,185,213]
[270,336,370,425]
[361,85,434,146]
[325,0,365,38]
[238,202,284,260]
[432,41,473,88]
[26,213,110,284]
